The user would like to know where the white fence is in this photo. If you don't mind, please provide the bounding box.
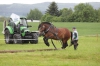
[27,20,40,22]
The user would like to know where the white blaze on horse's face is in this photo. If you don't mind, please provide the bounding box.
[39,25,45,34]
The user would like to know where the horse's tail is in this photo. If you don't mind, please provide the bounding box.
[70,31,73,41]
[70,31,73,45]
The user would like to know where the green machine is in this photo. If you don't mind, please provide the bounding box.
[4,17,38,44]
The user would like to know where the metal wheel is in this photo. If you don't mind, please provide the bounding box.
[4,30,13,44]
[13,34,22,44]
[30,33,38,44]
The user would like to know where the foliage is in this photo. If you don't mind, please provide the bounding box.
[73,3,95,22]
[0,17,9,22]
[27,8,43,20]
[41,14,54,22]
[96,8,100,22]
[1,2,99,22]
[46,2,59,16]
[42,2,100,22]
[60,8,73,22]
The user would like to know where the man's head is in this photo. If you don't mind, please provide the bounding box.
[72,27,76,31]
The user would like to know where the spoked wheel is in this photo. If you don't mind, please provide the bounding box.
[30,33,38,44]
[13,34,22,44]
[4,30,13,44]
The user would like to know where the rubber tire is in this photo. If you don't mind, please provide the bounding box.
[13,34,22,44]
[30,33,38,44]
[4,30,13,44]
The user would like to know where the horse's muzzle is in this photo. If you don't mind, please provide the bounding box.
[38,31,45,36]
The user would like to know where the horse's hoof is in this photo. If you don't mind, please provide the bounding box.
[61,47,65,49]
[45,43,50,47]
[47,44,50,47]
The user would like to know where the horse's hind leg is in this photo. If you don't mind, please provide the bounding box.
[43,37,50,46]
[61,40,68,49]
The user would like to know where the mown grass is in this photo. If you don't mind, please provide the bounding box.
[28,22,100,36]
[0,37,100,66]
[0,22,100,36]
[0,22,100,66]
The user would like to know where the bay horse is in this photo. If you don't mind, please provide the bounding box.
[38,22,74,49]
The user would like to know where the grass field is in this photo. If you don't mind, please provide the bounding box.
[28,22,100,36]
[0,22,100,66]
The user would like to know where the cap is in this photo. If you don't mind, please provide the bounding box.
[73,27,76,29]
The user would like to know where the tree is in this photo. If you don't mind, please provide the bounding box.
[60,8,73,22]
[73,3,95,22]
[46,2,59,16]
[27,8,43,20]
[83,3,95,22]
[41,13,54,22]
[96,8,100,22]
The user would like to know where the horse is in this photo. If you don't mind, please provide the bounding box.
[38,22,77,49]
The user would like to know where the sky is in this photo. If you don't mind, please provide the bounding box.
[0,0,100,4]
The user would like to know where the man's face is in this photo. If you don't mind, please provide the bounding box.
[73,28,75,31]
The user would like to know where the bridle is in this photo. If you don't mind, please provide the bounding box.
[44,25,52,33]
[39,24,52,36]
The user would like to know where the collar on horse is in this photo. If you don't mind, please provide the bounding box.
[44,24,59,39]
[44,25,52,33]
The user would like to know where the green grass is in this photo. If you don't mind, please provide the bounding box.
[0,22,100,36]
[0,37,100,66]
[0,22,100,66]
[28,22,100,36]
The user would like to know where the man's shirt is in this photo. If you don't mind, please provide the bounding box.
[72,30,78,40]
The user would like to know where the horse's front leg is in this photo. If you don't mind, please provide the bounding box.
[43,37,50,46]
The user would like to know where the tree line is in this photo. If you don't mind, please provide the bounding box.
[27,2,100,22]
[0,2,100,22]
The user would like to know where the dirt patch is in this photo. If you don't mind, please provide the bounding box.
[0,49,58,53]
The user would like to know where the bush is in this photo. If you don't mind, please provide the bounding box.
[51,17,62,22]
[41,14,66,22]
[0,17,7,22]
[41,14,53,22]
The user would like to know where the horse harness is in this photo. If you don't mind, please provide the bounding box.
[43,24,59,39]
[39,22,63,49]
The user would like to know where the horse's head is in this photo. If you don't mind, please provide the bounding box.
[38,22,52,36]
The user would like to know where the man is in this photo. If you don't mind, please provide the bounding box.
[70,27,78,50]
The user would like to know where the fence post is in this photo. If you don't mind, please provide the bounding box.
[2,20,6,34]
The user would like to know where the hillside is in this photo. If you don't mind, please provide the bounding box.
[0,2,100,16]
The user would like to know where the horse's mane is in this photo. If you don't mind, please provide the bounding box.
[40,22,52,25]
[38,22,52,29]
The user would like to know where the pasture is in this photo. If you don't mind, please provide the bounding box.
[0,22,100,66]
